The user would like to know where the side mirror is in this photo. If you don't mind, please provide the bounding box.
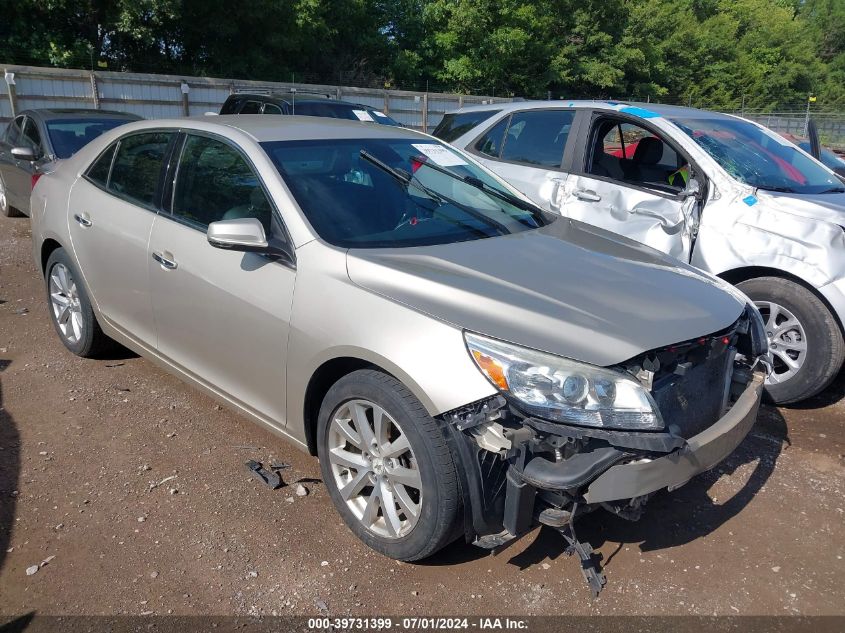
[207,218,269,252]
[11,146,39,161]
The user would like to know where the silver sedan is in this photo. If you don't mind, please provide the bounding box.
[30,116,766,591]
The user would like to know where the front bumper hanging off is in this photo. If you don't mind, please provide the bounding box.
[444,368,765,596]
[584,371,763,503]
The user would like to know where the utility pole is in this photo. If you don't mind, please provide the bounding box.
[803,95,816,137]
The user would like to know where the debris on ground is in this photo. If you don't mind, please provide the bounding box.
[148,475,177,491]
[295,484,308,497]
[246,460,284,489]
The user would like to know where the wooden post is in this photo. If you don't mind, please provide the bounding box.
[458,94,464,108]
[422,92,428,133]
[4,70,18,117]
[180,81,190,116]
[384,90,390,114]
[90,72,100,109]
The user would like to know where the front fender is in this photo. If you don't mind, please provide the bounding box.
[284,242,497,447]
[693,191,845,289]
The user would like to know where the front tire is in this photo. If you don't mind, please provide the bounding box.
[317,369,461,561]
[45,248,115,358]
[0,182,23,217]
[737,276,844,404]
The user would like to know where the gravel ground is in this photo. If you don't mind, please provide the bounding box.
[0,214,843,616]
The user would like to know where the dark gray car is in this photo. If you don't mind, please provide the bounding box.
[0,108,141,217]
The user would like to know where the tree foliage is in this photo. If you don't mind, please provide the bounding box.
[0,0,842,109]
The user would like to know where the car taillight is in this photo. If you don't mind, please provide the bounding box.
[31,173,42,190]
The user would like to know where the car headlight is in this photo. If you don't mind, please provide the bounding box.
[464,332,664,431]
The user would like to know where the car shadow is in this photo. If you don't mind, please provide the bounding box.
[424,403,788,570]
[0,359,19,573]
[0,612,36,633]
[780,366,845,410]
[93,345,139,362]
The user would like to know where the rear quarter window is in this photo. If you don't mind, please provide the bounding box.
[85,144,117,187]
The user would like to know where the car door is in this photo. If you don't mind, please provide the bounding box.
[558,113,700,262]
[0,115,35,212]
[148,132,295,425]
[468,109,577,213]
[11,116,49,214]
[67,131,176,348]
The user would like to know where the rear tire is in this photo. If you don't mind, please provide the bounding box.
[45,248,115,358]
[317,369,461,561]
[737,276,844,404]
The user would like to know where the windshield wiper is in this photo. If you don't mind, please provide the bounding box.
[359,150,509,235]
[819,187,845,194]
[758,186,797,193]
[409,156,545,221]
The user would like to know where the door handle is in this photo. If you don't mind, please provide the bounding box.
[152,251,178,270]
[73,213,92,227]
[574,189,601,202]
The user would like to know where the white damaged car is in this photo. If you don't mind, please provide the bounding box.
[436,101,845,404]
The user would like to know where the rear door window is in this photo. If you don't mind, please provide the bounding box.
[499,110,574,167]
[432,110,502,142]
[263,103,284,115]
[108,132,174,208]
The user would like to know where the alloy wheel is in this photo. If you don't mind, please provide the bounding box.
[49,263,85,344]
[327,399,423,539]
[755,300,807,385]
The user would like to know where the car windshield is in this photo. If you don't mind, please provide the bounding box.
[46,118,136,159]
[262,138,551,248]
[670,116,843,194]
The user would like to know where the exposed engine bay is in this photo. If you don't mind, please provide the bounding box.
[442,305,768,596]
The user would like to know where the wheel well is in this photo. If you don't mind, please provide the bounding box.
[40,239,63,274]
[302,357,379,455]
[718,266,845,336]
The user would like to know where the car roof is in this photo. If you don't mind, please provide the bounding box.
[452,99,736,121]
[132,114,422,142]
[22,108,142,122]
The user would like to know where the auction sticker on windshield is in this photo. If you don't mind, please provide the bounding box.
[412,143,468,166]
[352,109,375,121]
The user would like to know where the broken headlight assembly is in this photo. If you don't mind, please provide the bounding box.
[464,332,664,430]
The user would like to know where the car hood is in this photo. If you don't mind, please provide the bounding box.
[756,190,845,224]
[345,218,746,367]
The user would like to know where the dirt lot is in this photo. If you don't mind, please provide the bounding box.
[0,214,843,617]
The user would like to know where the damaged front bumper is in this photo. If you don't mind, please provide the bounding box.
[442,314,766,595]
[583,371,763,503]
